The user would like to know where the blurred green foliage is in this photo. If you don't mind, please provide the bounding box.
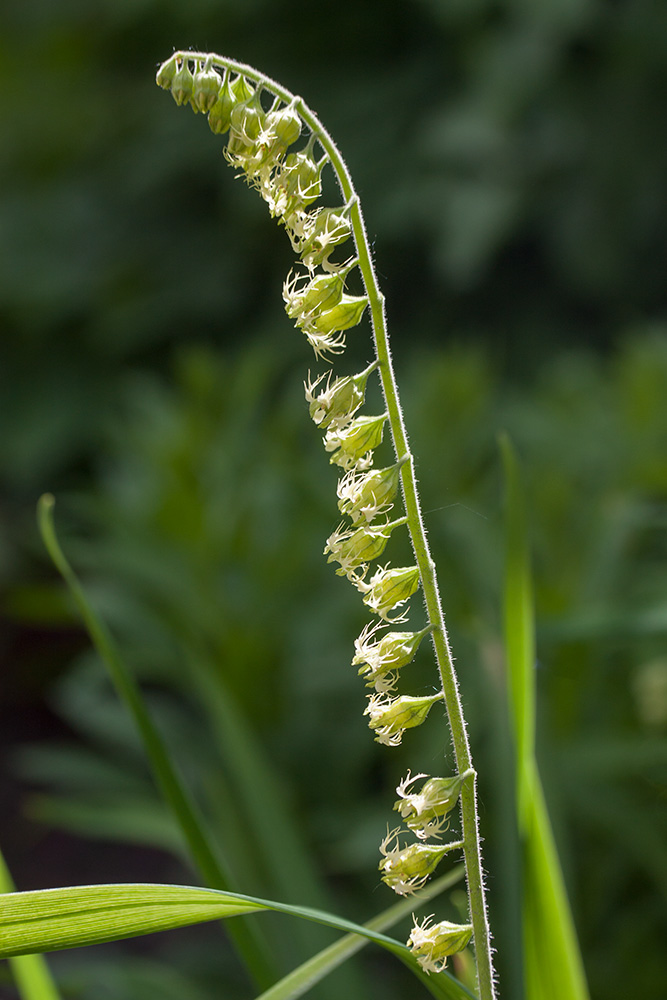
[1,1,667,999]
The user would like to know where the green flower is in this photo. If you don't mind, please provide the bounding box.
[378,827,458,895]
[353,622,433,693]
[324,413,387,471]
[357,564,420,620]
[337,462,404,523]
[364,691,443,746]
[394,770,470,840]
[407,915,473,974]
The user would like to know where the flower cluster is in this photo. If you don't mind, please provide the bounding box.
[157,53,367,360]
[157,52,472,975]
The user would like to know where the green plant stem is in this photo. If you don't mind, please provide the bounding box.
[169,51,496,1000]
[36,494,276,991]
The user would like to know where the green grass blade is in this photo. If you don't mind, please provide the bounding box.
[499,434,535,828]
[255,867,475,1000]
[0,878,477,999]
[36,494,276,989]
[0,850,61,1000]
[500,435,590,1000]
[523,761,590,1000]
[0,883,265,958]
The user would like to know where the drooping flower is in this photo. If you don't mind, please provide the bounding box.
[356,563,420,620]
[324,413,387,471]
[324,517,407,583]
[353,622,434,692]
[378,827,459,896]
[337,461,405,524]
[364,691,443,746]
[208,73,252,135]
[192,57,224,112]
[296,205,353,271]
[304,367,370,431]
[407,914,473,974]
[394,769,470,840]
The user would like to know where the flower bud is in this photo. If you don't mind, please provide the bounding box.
[378,827,455,894]
[353,622,433,692]
[324,413,387,471]
[208,74,252,136]
[193,58,223,112]
[156,56,178,91]
[261,103,302,154]
[358,564,420,620]
[364,692,443,746]
[171,60,195,107]
[337,462,405,523]
[407,915,473,974]
[394,770,470,840]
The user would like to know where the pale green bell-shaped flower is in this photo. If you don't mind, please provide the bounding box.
[357,563,420,620]
[324,413,387,471]
[364,691,443,746]
[378,826,460,895]
[394,769,470,840]
[353,622,434,693]
[407,915,473,974]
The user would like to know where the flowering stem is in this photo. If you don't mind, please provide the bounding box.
[168,52,497,999]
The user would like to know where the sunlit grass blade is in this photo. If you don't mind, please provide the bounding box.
[500,434,589,1000]
[36,494,276,989]
[254,867,475,1000]
[0,883,264,958]
[0,850,61,1000]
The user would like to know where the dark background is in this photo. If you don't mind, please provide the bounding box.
[1,2,666,998]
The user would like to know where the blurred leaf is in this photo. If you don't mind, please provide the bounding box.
[501,435,589,1000]
[0,849,61,1000]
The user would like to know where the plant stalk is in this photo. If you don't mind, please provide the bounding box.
[171,53,497,998]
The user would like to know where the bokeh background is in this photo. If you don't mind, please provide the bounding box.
[1,1,667,998]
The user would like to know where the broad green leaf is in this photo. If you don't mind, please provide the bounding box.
[0,879,477,999]
[500,435,589,1000]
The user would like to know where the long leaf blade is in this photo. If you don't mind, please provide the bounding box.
[0,883,265,958]
[0,850,61,1000]
[0,880,477,998]
[500,435,589,1000]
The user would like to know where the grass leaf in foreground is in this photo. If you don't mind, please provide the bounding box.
[0,850,61,1000]
[0,880,476,999]
[500,434,589,1000]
